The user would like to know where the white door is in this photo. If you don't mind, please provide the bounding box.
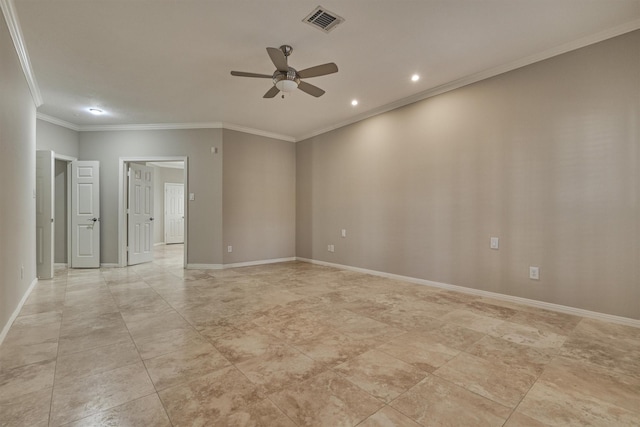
[36,150,54,279]
[128,163,154,265]
[71,161,100,268]
[164,183,184,244]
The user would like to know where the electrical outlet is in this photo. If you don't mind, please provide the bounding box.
[529,266,540,280]
[227,245,232,253]
[327,244,335,252]
[341,229,347,238]
[490,237,499,249]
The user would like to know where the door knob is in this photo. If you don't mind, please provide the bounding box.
[150,217,154,221]
[89,218,98,222]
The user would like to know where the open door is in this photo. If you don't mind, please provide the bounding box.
[71,161,100,268]
[36,150,54,279]
[164,183,184,244]
[128,163,154,265]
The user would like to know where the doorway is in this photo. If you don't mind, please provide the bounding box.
[118,157,188,268]
[35,151,77,278]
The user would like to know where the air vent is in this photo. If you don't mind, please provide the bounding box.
[303,6,344,33]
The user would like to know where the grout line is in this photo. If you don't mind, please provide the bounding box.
[48,268,68,427]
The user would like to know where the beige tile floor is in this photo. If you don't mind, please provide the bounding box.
[1,244,639,426]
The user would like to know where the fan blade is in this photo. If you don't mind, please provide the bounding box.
[297,63,338,79]
[231,71,272,78]
[263,86,280,98]
[267,47,288,72]
[298,81,325,97]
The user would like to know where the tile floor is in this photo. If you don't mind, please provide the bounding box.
[1,244,639,426]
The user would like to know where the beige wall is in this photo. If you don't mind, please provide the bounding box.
[297,30,640,319]
[79,129,223,265]
[42,127,295,267]
[0,15,37,336]
[222,130,296,264]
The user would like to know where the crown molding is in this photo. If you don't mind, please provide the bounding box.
[78,121,223,132]
[0,0,42,107]
[221,123,296,142]
[36,115,297,142]
[36,113,79,131]
[296,18,640,142]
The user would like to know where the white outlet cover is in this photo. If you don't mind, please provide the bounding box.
[490,237,499,249]
[529,266,540,280]
[227,245,232,253]
[341,229,347,238]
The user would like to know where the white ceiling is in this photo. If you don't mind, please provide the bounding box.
[13,0,640,141]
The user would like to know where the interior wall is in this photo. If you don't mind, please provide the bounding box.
[222,129,296,264]
[297,30,640,320]
[150,165,184,245]
[36,119,79,158]
[54,159,67,263]
[0,14,37,337]
[79,129,223,265]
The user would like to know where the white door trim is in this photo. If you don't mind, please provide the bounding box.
[36,150,54,279]
[118,156,188,268]
[55,154,77,267]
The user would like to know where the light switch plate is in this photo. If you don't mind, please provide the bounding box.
[490,237,499,249]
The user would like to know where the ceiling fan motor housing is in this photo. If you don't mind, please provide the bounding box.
[273,68,300,92]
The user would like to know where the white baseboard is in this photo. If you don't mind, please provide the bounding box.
[186,263,224,270]
[100,263,120,268]
[295,257,640,328]
[186,257,296,270]
[223,257,296,269]
[0,277,38,346]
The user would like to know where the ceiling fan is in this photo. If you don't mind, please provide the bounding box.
[231,45,338,98]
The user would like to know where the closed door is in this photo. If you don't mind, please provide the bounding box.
[71,161,100,268]
[164,183,184,244]
[128,163,154,265]
[36,150,54,278]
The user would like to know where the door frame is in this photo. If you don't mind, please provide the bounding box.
[35,151,77,273]
[118,156,188,268]
[55,153,77,268]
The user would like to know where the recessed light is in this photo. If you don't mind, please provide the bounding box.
[88,108,103,115]
[411,74,420,82]
[351,99,358,106]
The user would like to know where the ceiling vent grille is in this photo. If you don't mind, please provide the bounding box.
[303,6,344,33]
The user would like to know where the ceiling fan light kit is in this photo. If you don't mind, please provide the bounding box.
[274,69,300,92]
[231,44,338,99]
